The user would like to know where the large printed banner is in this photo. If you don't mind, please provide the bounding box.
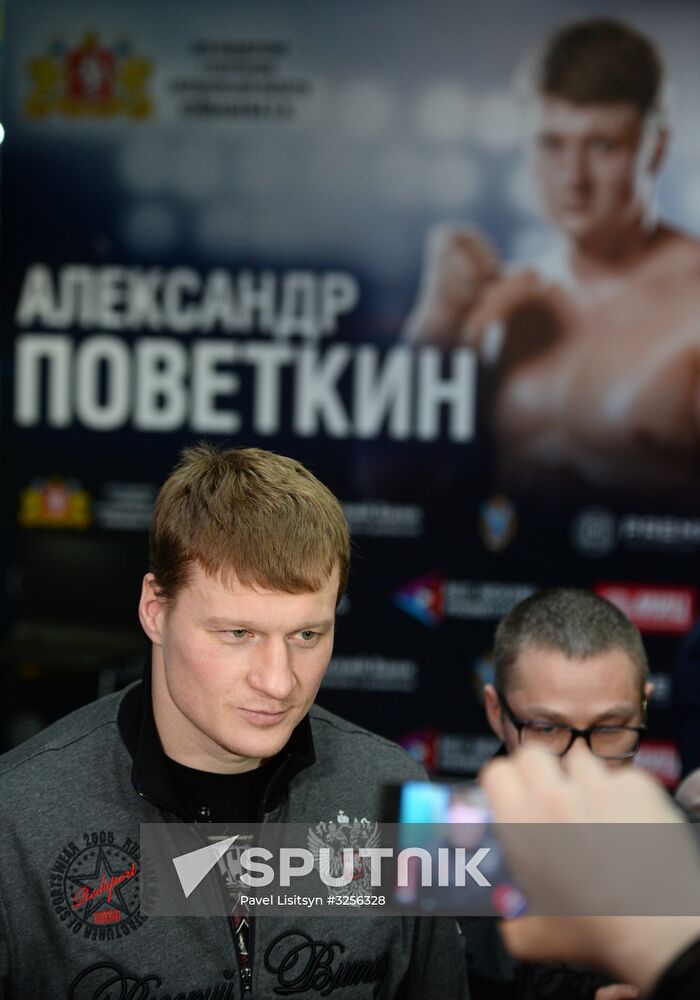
[3,0,700,776]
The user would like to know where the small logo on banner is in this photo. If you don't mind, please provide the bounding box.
[393,573,443,626]
[19,478,91,528]
[478,495,517,552]
[571,507,618,557]
[26,33,152,119]
[399,728,439,770]
[619,514,700,553]
[595,583,697,635]
[342,501,424,538]
[444,581,535,620]
[574,510,700,556]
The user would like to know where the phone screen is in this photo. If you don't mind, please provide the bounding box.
[383,780,527,918]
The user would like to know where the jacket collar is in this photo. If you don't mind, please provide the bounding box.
[117,657,316,818]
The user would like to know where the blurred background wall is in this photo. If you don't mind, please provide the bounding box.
[2,0,700,784]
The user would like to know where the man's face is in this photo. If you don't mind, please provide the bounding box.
[485,644,647,769]
[144,562,339,771]
[530,97,662,242]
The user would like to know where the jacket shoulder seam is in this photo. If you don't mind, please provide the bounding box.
[0,718,118,779]
[310,711,411,756]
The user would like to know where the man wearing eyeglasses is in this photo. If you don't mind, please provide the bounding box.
[465,587,652,1000]
[483,588,651,769]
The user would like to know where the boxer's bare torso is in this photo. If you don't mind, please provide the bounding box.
[406,223,700,497]
[483,227,700,493]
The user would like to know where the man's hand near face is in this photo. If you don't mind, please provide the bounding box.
[480,745,700,996]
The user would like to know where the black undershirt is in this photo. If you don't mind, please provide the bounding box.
[167,755,280,824]
[166,755,278,993]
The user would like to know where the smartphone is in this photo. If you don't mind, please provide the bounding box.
[381,780,527,918]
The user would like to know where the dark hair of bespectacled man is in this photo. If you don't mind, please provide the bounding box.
[483,588,652,766]
[494,587,648,691]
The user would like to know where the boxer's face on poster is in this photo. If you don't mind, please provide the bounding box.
[531,97,660,242]
[484,645,648,769]
[145,562,338,769]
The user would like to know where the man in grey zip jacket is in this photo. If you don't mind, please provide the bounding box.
[0,445,469,999]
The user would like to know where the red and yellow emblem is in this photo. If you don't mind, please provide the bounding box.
[26,33,152,119]
[19,478,92,528]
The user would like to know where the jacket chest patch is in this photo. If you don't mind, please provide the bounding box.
[50,832,146,939]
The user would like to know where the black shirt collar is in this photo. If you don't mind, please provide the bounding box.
[117,657,316,819]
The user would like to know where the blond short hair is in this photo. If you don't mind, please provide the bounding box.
[150,444,349,603]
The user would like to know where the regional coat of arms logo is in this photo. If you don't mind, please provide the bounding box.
[307,811,380,897]
[26,33,152,120]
